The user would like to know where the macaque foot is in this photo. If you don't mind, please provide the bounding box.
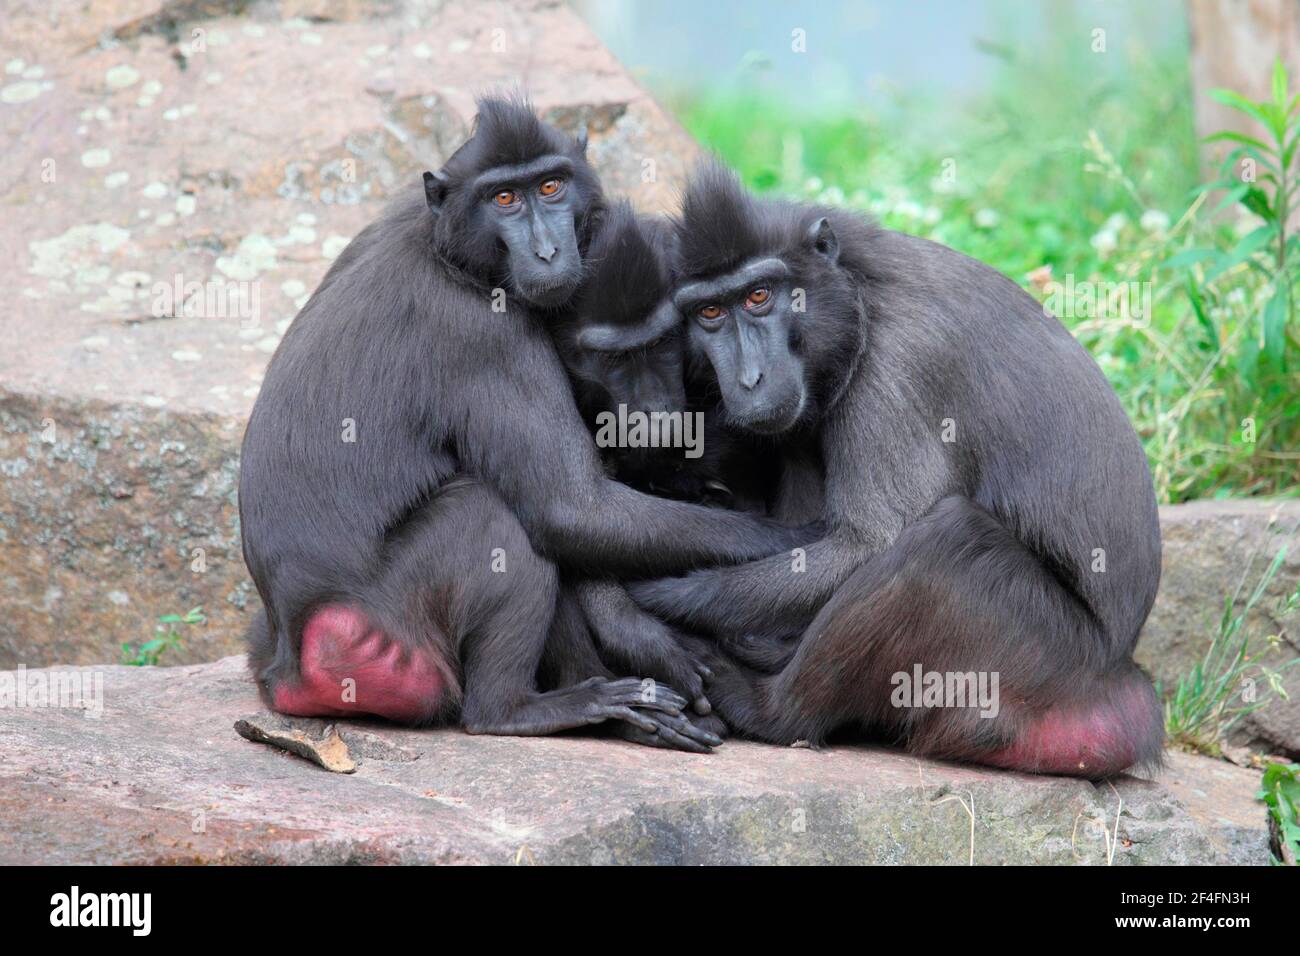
[271,606,447,725]
[579,678,722,750]
[584,590,715,713]
[614,710,727,754]
[692,713,730,740]
[465,677,723,753]
[625,626,716,715]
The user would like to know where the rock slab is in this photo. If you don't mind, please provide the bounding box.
[1137,499,1300,758]
[0,0,700,668]
[0,656,1259,865]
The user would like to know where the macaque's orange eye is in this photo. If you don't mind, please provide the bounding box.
[539,178,562,196]
[494,190,518,206]
[699,304,724,319]
[746,287,770,307]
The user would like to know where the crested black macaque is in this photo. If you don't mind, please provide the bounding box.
[239,102,811,752]
[631,164,1164,777]
[556,200,779,511]
[550,201,779,720]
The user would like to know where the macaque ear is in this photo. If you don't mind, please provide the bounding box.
[423,170,449,213]
[577,300,680,352]
[807,216,839,263]
[574,124,589,155]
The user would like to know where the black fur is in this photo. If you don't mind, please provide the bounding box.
[239,106,808,750]
[547,202,785,710]
[632,163,1164,777]
[555,200,780,510]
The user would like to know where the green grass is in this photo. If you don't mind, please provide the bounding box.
[668,28,1299,503]
[1162,539,1299,756]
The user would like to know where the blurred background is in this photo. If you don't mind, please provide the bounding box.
[0,0,1298,863]
[580,0,1296,505]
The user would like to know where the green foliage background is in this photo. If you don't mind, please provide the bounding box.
[665,19,1299,503]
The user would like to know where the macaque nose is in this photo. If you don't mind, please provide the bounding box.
[740,367,763,391]
[529,210,560,263]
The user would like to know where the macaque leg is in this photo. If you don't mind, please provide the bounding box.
[719,630,802,675]
[539,584,615,689]
[702,496,1162,778]
[256,479,719,750]
[541,583,729,749]
[573,579,715,714]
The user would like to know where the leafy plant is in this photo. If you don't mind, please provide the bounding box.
[1171,58,1300,386]
[1258,761,1300,865]
[121,606,205,666]
[1163,540,1300,755]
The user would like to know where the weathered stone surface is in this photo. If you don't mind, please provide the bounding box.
[1136,499,1300,758]
[1152,750,1272,866]
[0,390,249,667]
[0,0,700,667]
[0,655,1260,865]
